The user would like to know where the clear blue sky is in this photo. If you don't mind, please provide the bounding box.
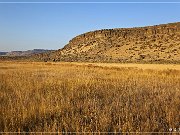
[0,0,180,51]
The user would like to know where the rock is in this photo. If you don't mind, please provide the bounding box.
[34,22,180,63]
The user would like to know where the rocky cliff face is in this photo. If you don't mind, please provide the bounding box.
[35,22,180,63]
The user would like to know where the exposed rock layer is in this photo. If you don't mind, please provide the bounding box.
[35,22,180,63]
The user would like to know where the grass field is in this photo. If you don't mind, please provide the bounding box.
[0,61,179,134]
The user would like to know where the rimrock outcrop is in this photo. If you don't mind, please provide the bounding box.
[34,22,180,63]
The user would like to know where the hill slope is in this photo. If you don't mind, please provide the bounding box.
[6,49,55,56]
[35,22,180,63]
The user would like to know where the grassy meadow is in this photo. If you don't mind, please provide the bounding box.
[0,61,179,134]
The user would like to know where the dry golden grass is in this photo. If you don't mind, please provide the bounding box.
[0,61,180,134]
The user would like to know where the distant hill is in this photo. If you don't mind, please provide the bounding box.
[4,49,55,56]
[33,22,180,63]
[0,49,55,61]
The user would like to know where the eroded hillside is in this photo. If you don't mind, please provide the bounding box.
[34,22,180,63]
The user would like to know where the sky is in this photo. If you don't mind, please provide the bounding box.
[0,0,180,51]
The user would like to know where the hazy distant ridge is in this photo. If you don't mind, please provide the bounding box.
[0,52,8,56]
[0,49,55,56]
